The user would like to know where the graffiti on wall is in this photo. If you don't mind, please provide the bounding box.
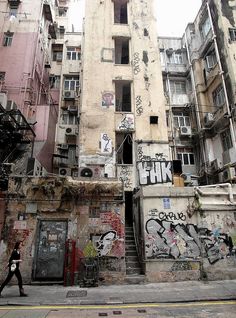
[118,114,134,130]
[101,133,112,154]
[137,161,172,185]
[145,218,232,264]
[133,52,141,75]
[135,95,144,116]
[119,165,132,190]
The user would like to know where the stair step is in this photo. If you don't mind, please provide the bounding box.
[126,251,138,256]
[126,268,142,275]
[125,275,146,284]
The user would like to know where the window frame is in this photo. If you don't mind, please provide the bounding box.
[173,112,191,127]
[66,47,81,61]
[212,84,225,107]
[177,148,195,166]
[64,76,80,92]
[229,28,236,42]
[3,32,13,47]
[221,129,233,152]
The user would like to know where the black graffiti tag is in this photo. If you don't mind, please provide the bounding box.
[158,212,186,222]
[135,95,143,116]
[133,52,140,75]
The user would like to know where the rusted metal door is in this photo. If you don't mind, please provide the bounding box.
[34,220,67,280]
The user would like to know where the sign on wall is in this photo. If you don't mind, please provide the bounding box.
[102,91,115,107]
[137,161,172,185]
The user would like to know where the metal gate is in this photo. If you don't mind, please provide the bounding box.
[34,220,67,280]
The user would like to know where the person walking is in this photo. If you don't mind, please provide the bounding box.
[0,241,28,297]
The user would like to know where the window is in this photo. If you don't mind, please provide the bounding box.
[170,52,183,64]
[200,16,211,38]
[173,112,190,127]
[60,111,77,125]
[64,76,80,91]
[3,32,13,46]
[115,81,131,112]
[212,85,225,107]
[205,50,217,70]
[52,51,63,61]
[50,75,60,89]
[66,47,81,60]
[229,28,236,41]
[114,1,128,24]
[170,81,186,94]
[9,6,18,17]
[177,148,195,165]
[58,7,67,17]
[0,72,5,81]
[116,133,133,164]
[221,129,233,151]
[114,38,129,64]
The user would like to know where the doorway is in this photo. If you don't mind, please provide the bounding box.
[34,220,67,281]
[125,191,133,226]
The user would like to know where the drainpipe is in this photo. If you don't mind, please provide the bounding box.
[206,1,236,154]
[184,32,207,172]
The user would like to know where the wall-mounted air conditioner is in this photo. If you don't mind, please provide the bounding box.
[219,167,235,182]
[68,105,77,113]
[79,167,94,178]
[181,173,192,183]
[65,127,77,136]
[59,167,71,177]
[63,90,75,100]
[180,126,192,136]
[210,158,222,171]
[204,112,214,127]
[58,144,68,150]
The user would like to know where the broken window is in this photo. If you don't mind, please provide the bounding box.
[114,0,128,24]
[115,81,131,112]
[114,38,129,64]
[116,133,133,164]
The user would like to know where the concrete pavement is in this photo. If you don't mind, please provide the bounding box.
[0,279,235,306]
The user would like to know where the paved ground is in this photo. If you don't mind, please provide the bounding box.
[0,279,235,306]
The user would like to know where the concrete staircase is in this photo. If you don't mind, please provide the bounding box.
[125,224,145,283]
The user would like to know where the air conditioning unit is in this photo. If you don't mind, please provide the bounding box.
[58,144,68,150]
[180,126,192,136]
[204,112,214,127]
[181,173,192,183]
[219,167,235,182]
[210,158,222,171]
[59,167,71,177]
[68,105,77,113]
[63,90,75,100]
[0,93,7,109]
[65,127,77,136]
[79,167,94,178]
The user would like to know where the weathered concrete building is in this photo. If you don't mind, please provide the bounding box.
[0,0,236,285]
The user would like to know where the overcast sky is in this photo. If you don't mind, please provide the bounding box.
[155,0,202,36]
[70,0,202,37]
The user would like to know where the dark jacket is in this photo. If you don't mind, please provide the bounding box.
[8,249,21,269]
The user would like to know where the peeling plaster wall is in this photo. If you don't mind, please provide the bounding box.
[0,177,125,284]
[80,0,169,186]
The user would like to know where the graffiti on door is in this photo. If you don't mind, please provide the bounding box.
[34,221,67,280]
